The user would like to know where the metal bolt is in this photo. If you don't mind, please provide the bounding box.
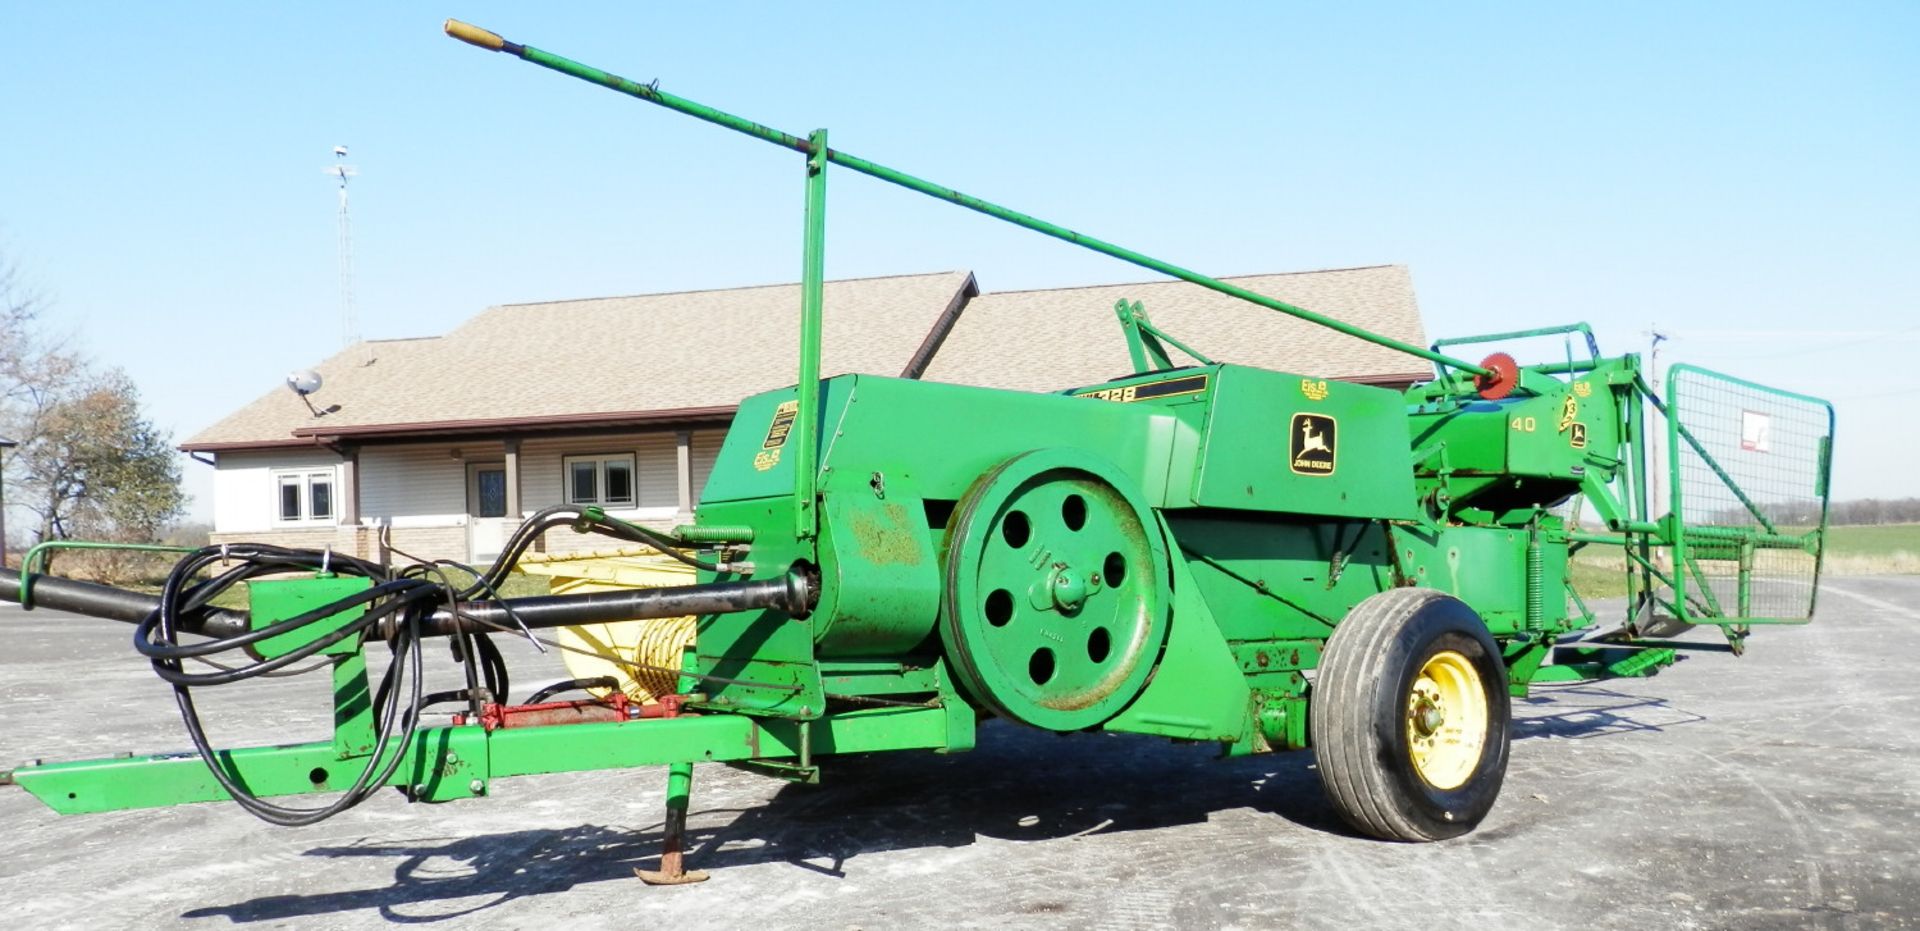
[447,751,459,764]
[469,779,485,794]
[1412,703,1445,736]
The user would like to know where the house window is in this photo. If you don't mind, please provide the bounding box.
[563,454,636,508]
[274,470,336,523]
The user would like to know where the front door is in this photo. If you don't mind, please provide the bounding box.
[467,462,510,564]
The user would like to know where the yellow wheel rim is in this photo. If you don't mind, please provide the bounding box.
[1406,650,1487,790]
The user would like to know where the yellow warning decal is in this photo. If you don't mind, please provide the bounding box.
[754,400,799,471]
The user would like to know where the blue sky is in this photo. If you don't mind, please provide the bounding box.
[2,2,1914,518]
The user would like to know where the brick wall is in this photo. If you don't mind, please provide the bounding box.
[210,526,375,559]
[211,524,470,565]
[383,526,469,564]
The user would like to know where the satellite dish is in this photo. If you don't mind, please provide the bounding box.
[287,370,323,397]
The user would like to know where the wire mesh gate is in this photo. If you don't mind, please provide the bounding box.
[1666,364,1835,624]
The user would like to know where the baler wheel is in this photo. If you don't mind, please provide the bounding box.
[940,449,1171,731]
[1310,588,1510,841]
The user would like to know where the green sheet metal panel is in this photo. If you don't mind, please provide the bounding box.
[702,375,1179,510]
[1164,512,1393,642]
[249,575,372,659]
[813,493,943,657]
[1191,366,1417,520]
[1409,374,1622,484]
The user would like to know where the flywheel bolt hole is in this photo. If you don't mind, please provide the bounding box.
[1062,494,1087,531]
[985,589,1015,627]
[1087,627,1111,664]
[1029,648,1056,685]
[1002,510,1031,548]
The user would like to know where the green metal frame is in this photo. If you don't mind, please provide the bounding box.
[1114,299,1215,374]
[1408,336,1833,668]
[11,704,964,814]
[1431,322,1601,376]
[1665,363,1835,626]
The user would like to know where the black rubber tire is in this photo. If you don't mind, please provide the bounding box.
[1310,588,1511,841]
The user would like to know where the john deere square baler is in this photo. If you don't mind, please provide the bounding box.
[0,21,1835,885]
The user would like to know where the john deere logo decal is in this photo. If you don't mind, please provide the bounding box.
[1290,413,1337,475]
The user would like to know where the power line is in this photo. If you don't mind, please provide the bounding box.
[1669,322,1920,362]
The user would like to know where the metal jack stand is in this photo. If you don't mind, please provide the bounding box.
[635,761,709,885]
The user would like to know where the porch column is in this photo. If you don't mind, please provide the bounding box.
[338,445,360,525]
[503,437,522,519]
[676,430,694,522]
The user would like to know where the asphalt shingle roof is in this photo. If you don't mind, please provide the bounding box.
[921,265,1428,393]
[184,271,974,449]
[185,265,1427,450]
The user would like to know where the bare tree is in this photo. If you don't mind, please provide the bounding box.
[0,251,187,574]
[14,367,184,545]
[0,250,52,562]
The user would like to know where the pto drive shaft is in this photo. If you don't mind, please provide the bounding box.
[0,567,812,640]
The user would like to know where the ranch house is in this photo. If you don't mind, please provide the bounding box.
[183,265,1427,564]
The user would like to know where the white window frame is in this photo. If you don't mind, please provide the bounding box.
[273,468,338,525]
[562,453,637,508]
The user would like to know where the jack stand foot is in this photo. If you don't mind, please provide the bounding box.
[635,761,709,885]
[634,864,710,886]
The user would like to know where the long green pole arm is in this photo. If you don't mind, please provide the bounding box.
[444,20,1493,378]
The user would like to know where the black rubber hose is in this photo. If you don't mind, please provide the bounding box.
[475,632,510,701]
[150,547,428,826]
[133,577,426,660]
[526,676,619,705]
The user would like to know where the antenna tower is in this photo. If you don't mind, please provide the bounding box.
[326,146,360,351]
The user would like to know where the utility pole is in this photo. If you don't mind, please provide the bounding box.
[1646,327,1671,576]
[1645,327,1669,515]
[0,436,14,568]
